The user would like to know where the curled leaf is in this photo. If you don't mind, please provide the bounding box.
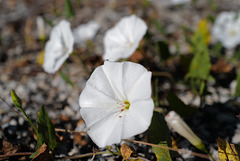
[120,143,133,161]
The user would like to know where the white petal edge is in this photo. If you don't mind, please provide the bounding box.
[87,112,123,147]
[122,99,154,139]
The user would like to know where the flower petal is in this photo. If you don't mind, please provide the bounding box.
[102,61,126,101]
[103,15,147,61]
[80,107,119,129]
[122,62,152,101]
[43,20,74,74]
[86,64,123,101]
[73,21,100,45]
[121,99,154,139]
[87,112,123,147]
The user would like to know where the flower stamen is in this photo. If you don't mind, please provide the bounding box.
[124,101,130,110]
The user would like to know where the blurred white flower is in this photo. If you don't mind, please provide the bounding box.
[103,15,147,61]
[43,20,74,74]
[79,61,154,147]
[165,111,204,149]
[36,16,46,41]
[212,12,240,49]
[73,21,100,46]
[171,0,190,5]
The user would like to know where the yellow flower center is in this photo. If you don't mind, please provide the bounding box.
[230,30,237,36]
[124,101,130,110]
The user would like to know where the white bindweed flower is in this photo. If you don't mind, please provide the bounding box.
[171,0,190,5]
[36,16,46,41]
[79,61,154,147]
[43,20,74,74]
[73,21,100,45]
[212,12,240,49]
[103,15,147,61]
[165,111,205,149]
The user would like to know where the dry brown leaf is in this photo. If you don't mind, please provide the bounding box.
[1,139,19,154]
[0,139,19,161]
[31,143,53,161]
[211,59,233,73]
[120,143,133,161]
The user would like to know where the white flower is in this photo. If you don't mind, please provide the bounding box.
[103,15,147,61]
[212,12,240,49]
[79,61,154,147]
[43,20,74,74]
[171,0,190,5]
[73,21,100,45]
[36,16,46,41]
[165,111,203,148]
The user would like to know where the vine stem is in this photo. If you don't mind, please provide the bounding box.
[62,151,109,159]
[123,139,212,160]
[56,129,213,160]
[0,152,32,158]
[55,128,87,134]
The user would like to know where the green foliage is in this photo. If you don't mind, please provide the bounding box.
[148,112,172,161]
[152,20,166,35]
[186,31,211,80]
[217,138,240,161]
[166,92,197,117]
[11,90,22,109]
[152,142,172,161]
[11,90,58,159]
[64,0,75,19]
[235,70,240,97]
[59,71,75,88]
[36,106,58,151]
[156,41,171,60]
[185,28,214,95]
[11,90,38,134]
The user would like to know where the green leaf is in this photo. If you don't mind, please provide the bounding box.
[29,149,39,159]
[148,112,172,161]
[186,30,212,80]
[153,141,172,161]
[152,20,166,35]
[157,41,171,60]
[217,138,240,161]
[64,0,75,18]
[167,92,197,117]
[59,71,75,88]
[235,70,240,97]
[37,106,58,150]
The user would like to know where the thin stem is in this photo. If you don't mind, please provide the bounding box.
[124,139,211,160]
[90,148,96,161]
[0,152,32,158]
[53,129,213,160]
[20,108,38,135]
[0,97,37,135]
[55,128,87,135]
[152,71,173,79]
[63,151,110,159]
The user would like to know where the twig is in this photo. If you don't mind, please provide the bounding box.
[152,71,173,79]
[90,147,96,161]
[0,152,32,158]
[124,139,211,160]
[130,156,150,161]
[55,128,87,135]
[63,151,110,160]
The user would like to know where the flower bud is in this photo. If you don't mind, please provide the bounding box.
[11,90,22,109]
[165,111,205,150]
